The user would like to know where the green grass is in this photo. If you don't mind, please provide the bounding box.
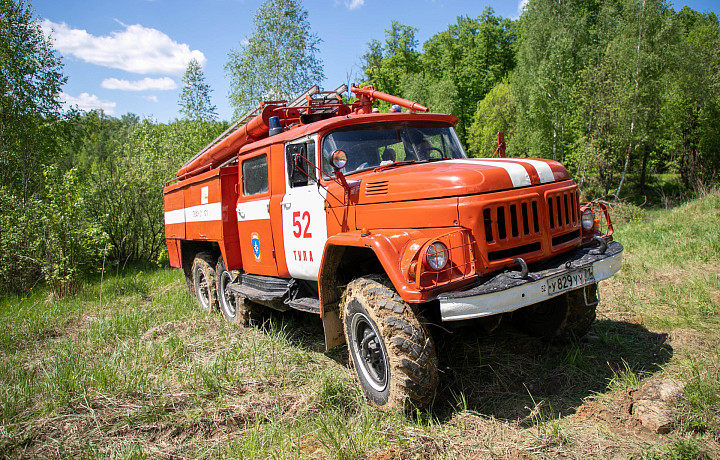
[1,191,719,458]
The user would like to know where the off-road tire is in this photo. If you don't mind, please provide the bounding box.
[342,275,438,410]
[216,258,240,322]
[512,283,598,342]
[192,252,217,313]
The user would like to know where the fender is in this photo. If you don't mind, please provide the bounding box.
[318,229,457,349]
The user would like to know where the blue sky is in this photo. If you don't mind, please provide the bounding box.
[33,0,719,123]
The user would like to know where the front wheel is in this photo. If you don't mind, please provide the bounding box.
[342,276,438,410]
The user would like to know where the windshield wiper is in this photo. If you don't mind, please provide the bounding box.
[373,160,417,172]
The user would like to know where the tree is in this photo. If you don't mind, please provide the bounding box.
[468,81,516,157]
[225,0,324,118]
[421,10,516,144]
[0,0,65,201]
[178,58,217,121]
[512,0,600,161]
[362,21,421,102]
[659,8,720,192]
[0,0,68,293]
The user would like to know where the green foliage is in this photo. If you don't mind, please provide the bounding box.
[87,118,228,263]
[511,0,719,197]
[420,10,516,143]
[362,11,516,143]
[362,21,421,104]
[400,72,458,116]
[659,7,720,192]
[468,80,516,157]
[512,0,601,162]
[0,186,42,293]
[39,167,109,296]
[225,0,324,117]
[178,58,217,121]
[0,0,65,200]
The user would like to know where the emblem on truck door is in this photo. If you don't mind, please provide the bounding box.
[251,232,261,261]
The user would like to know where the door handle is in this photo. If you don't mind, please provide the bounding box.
[282,202,292,210]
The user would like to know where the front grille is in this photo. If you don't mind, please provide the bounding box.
[552,230,580,246]
[479,186,582,266]
[488,242,542,261]
[546,189,579,231]
[483,198,541,243]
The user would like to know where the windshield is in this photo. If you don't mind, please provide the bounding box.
[320,121,466,177]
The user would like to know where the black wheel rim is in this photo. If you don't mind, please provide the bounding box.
[351,312,388,392]
[220,271,236,317]
[195,266,210,311]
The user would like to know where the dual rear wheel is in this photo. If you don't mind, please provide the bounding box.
[191,253,255,326]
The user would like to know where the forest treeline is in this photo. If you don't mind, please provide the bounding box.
[1,0,718,296]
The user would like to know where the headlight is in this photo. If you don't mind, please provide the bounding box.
[424,242,448,271]
[581,208,595,230]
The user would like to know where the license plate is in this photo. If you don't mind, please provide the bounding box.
[546,267,594,296]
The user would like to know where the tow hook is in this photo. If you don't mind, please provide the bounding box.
[513,257,529,279]
[590,235,608,255]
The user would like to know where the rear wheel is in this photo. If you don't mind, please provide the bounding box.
[512,283,598,342]
[192,252,217,313]
[342,276,438,410]
[216,258,240,322]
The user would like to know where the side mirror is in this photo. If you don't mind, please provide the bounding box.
[287,144,309,187]
[331,150,347,170]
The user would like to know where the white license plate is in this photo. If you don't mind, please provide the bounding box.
[547,267,594,296]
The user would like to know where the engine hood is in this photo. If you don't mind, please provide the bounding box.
[355,158,570,204]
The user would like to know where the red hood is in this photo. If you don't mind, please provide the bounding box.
[350,158,570,204]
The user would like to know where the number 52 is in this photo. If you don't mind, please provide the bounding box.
[292,211,312,238]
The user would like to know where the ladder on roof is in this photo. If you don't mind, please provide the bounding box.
[180,84,348,170]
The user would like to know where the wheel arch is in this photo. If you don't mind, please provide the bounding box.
[318,232,412,349]
[180,240,221,296]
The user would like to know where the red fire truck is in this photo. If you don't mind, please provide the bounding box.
[163,84,622,409]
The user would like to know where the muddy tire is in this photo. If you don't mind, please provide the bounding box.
[342,275,438,410]
[192,252,217,313]
[512,283,598,342]
[216,258,240,322]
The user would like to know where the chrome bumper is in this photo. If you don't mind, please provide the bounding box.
[438,241,623,322]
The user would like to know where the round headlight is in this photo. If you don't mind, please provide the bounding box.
[581,208,595,230]
[424,242,448,271]
[331,150,347,169]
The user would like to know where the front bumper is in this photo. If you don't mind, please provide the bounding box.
[438,241,623,321]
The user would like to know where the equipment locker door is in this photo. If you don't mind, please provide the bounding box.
[236,150,278,276]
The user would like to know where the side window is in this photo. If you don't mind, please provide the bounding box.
[286,141,316,187]
[242,154,269,196]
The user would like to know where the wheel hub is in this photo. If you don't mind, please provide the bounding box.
[352,312,388,392]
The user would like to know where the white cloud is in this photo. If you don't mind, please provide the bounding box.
[143,95,159,103]
[41,20,205,75]
[518,0,529,16]
[345,0,365,10]
[60,92,116,114]
[102,77,177,91]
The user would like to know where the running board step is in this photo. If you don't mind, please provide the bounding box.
[228,273,289,302]
[284,297,320,314]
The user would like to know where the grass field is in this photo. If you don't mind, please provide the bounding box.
[1,191,719,459]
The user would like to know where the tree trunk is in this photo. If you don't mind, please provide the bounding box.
[615,0,646,202]
[640,143,649,193]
